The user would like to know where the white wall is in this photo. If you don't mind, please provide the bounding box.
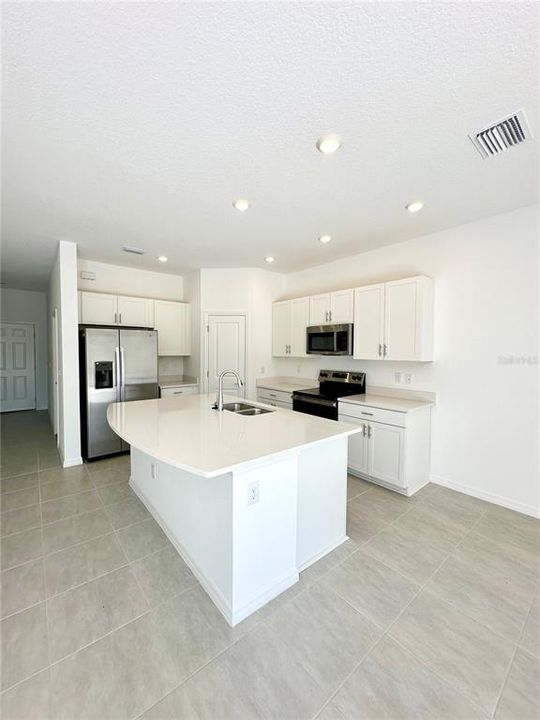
[78,259,183,301]
[273,204,539,516]
[0,288,49,409]
[198,269,287,398]
[183,270,201,381]
[48,241,81,466]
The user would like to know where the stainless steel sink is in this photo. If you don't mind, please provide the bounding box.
[223,402,274,415]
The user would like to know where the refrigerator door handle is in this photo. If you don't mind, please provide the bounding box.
[114,347,121,401]
[120,346,126,401]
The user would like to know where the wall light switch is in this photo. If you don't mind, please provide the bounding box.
[404,373,412,385]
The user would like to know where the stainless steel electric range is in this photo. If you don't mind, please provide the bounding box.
[292,370,366,420]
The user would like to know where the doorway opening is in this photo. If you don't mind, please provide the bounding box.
[0,322,37,412]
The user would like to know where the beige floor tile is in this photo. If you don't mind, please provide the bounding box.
[49,608,193,720]
[267,583,382,695]
[426,550,537,642]
[1,504,41,537]
[346,505,387,545]
[520,594,540,658]
[0,668,51,720]
[322,550,419,629]
[0,458,39,479]
[96,480,132,505]
[1,603,49,691]
[40,489,102,525]
[320,636,485,720]
[348,489,413,526]
[1,527,43,570]
[42,508,112,554]
[458,530,540,588]
[475,505,540,557]
[143,622,328,720]
[495,647,540,719]
[0,473,39,496]
[390,590,515,714]
[1,558,45,618]
[116,517,170,561]
[103,495,149,529]
[347,474,372,500]
[47,566,148,661]
[131,545,197,606]
[39,465,88,486]
[39,475,94,502]
[1,486,40,512]
[298,538,359,588]
[44,532,127,597]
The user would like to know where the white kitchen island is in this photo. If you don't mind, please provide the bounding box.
[107,394,359,626]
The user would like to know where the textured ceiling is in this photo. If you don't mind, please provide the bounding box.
[1,1,539,290]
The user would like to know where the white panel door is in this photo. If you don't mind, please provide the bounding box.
[330,289,354,323]
[368,422,405,486]
[309,294,331,325]
[117,296,154,328]
[80,292,118,325]
[272,301,290,357]
[353,284,385,360]
[0,324,36,412]
[339,415,369,474]
[290,297,309,356]
[206,315,246,396]
[384,278,419,361]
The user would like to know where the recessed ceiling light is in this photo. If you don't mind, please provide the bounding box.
[406,201,424,213]
[264,256,275,264]
[233,198,250,212]
[316,134,342,154]
[319,235,332,244]
[157,256,168,263]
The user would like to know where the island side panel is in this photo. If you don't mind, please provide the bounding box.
[230,456,299,625]
[129,448,233,619]
[296,435,349,571]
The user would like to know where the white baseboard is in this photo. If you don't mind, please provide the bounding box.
[62,456,83,468]
[298,534,348,573]
[430,475,540,519]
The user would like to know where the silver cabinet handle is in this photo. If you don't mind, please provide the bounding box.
[329,310,332,322]
[114,312,118,324]
[325,311,328,322]
[378,343,382,357]
[362,423,367,437]
[269,393,277,398]
[119,313,122,324]
[367,425,372,439]
[383,344,387,357]
[361,411,374,416]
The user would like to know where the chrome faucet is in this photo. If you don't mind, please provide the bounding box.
[212,369,244,411]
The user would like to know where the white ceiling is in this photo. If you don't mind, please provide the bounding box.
[1,1,539,290]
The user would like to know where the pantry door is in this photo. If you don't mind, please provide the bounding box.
[205,314,246,397]
[0,323,37,412]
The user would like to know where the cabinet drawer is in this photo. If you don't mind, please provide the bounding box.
[256,388,292,405]
[338,401,406,428]
[160,386,197,398]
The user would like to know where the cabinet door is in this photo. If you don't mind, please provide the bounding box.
[272,301,291,356]
[330,289,354,323]
[353,284,385,360]
[80,292,118,325]
[161,386,196,398]
[339,415,369,474]
[154,301,191,355]
[117,296,154,328]
[309,294,331,325]
[384,278,420,361]
[368,422,404,486]
[290,297,309,356]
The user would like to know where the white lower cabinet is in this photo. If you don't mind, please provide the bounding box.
[160,385,198,398]
[256,388,293,409]
[339,401,431,496]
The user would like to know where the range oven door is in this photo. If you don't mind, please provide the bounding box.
[306,324,353,355]
[292,394,338,420]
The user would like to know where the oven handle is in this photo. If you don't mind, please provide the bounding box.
[293,395,336,408]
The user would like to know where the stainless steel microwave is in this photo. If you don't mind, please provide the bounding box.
[306,324,353,355]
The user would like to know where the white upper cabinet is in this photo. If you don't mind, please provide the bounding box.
[290,297,309,356]
[272,297,309,357]
[353,284,385,360]
[384,276,433,361]
[309,290,354,325]
[354,275,433,362]
[79,292,118,325]
[117,295,154,328]
[154,300,191,356]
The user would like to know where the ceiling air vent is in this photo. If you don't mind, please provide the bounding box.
[469,110,532,158]
[122,245,145,255]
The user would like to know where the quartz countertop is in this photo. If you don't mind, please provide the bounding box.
[107,393,359,478]
[158,375,198,388]
[256,376,316,393]
[339,393,434,413]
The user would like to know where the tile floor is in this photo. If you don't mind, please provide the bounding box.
[1,411,539,719]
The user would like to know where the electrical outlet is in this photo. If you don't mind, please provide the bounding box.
[247,481,260,506]
[404,373,412,385]
[394,372,402,384]
[151,463,156,479]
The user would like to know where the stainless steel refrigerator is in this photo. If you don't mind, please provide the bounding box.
[79,326,158,460]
